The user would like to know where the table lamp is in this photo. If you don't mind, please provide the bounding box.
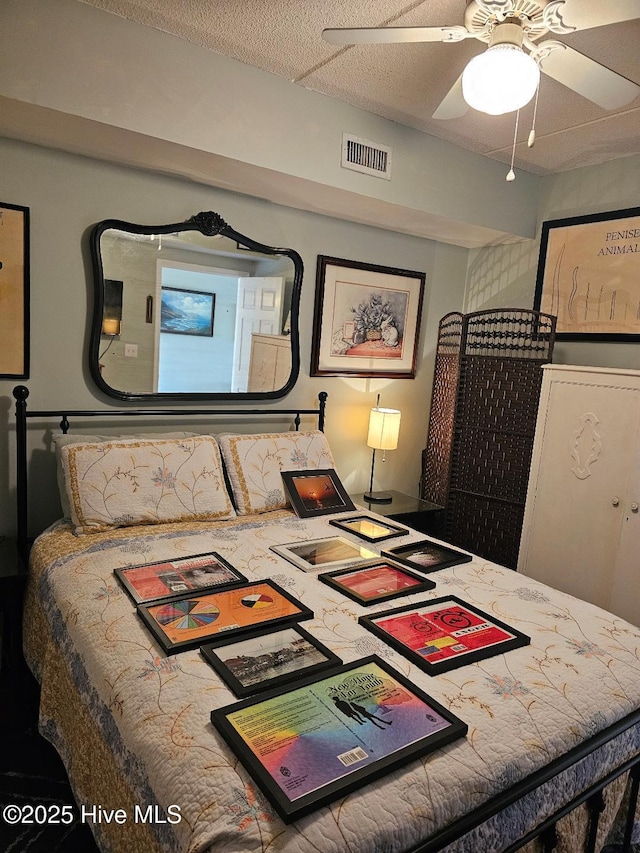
[364,395,401,502]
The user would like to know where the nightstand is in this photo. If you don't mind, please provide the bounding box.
[349,491,444,536]
[0,537,28,673]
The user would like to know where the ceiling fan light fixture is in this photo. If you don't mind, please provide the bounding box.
[462,35,540,116]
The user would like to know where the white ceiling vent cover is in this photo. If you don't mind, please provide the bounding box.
[342,133,392,180]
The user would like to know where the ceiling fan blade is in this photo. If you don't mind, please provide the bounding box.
[432,74,469,120]
[543,0,640,33]
[535,41,640,109]
[322,26,469,45]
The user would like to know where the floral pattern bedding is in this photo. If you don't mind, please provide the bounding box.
[23,510,640,853]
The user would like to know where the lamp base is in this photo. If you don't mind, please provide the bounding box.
[363,490,393,503]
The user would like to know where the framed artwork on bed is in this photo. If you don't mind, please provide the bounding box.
[201,624,342,698]
[270,536,378,573]
[137,580,313,655]
[329,514,408,543]
[281,468,355,518]
[382,539,471,574]
[211,654,467,823]
[114,551,247,604]
[359,596,530,675]
[310,256,425,378]
[318,559,436,606]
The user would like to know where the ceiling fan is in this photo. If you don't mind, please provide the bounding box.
[322,0,640,119]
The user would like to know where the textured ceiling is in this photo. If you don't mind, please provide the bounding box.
[78,0,640,176]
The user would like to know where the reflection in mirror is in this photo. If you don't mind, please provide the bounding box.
[89,212,301,401]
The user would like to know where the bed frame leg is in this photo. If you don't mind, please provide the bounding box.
[585,791,606,853]
[540,825,558,852]
[622,763,640,853]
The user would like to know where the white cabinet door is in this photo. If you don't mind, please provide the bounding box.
[519,366,640,618]
[609,442,640,627]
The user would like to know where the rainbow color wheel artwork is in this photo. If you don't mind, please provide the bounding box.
[155,599,220,629]
[241,593,274,609]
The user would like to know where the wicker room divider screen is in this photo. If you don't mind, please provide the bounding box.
[421,309,556,569]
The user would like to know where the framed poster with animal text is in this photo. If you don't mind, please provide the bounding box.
[534,206,640,341]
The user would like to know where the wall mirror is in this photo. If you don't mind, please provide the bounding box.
[89,211,301,401]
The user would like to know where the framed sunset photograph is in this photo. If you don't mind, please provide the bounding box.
[281,468,355,518]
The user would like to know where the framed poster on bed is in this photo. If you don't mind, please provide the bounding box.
[137,580,312,654]
[281,468,355,518]
[115,551,247,604]
[318,559,436,606]
[201,624,342,698]
[270,536,378,573]
[382,539,471,573]
[211,655,468,823]
[359,596,530,675]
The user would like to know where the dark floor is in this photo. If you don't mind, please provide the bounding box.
[0,655,101,853]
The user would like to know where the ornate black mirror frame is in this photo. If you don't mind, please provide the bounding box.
[89,211,302,401]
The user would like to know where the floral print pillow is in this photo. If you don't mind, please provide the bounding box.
[61,437,235,534]
[218,430,335,514]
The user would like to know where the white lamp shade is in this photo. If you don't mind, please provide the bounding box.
[367,407,401,451]
[462,44,540,115]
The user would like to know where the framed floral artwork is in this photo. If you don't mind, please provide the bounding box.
[310,256,425,378]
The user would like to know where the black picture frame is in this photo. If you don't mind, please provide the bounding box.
[160,286,215,337]
[137,580,312,655]
[201,624,342,698]
[114,551,247,605]
[0,201,30,379]
[310,256,426,378]
[281,468,355,518]
[359,595,530,675]
[382,539,471,574]
[270,536,378,573]
[318,558,436,606]
[533,206,640,342]
[329,514,408,542]
[210,654,467,823]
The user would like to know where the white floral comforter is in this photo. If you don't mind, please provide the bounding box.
[24,510,640,853]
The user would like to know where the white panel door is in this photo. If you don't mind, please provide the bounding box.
[231,276,284,393]
[519,370,639,612]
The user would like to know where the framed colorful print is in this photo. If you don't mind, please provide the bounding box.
[318,559,436,606]
[210,655,467,823]
[201,624,342,698]
[534,206,640,341]
[114,551,247,605]
[160,286,215,336]
[137,580,312,655]
[281,468,355,518]
[359,596,530,675]
[382,539,471,574]
[329,514,408,543]
[0,202,29,379]
[310,256,425,378]
[270,536,378,573]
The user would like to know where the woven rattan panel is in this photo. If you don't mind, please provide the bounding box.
[422,310,556,570]
[421,353,460,506]
[444,491,526,570]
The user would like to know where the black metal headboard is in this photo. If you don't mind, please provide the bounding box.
[12,385,327,561]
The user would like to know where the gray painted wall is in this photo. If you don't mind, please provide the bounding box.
[0,138,468,537]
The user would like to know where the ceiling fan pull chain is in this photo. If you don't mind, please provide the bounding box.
[506,108,519,182]
[528,81,540,148]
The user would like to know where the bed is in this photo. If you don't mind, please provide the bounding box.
[12,385,640,853]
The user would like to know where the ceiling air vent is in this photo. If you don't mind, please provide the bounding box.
[342,133,392,180]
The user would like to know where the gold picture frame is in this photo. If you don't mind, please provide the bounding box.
[0,202,29,378]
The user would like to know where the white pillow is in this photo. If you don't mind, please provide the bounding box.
[218,430,335,515]
[53,431,197,518]
[60,436,235,535]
